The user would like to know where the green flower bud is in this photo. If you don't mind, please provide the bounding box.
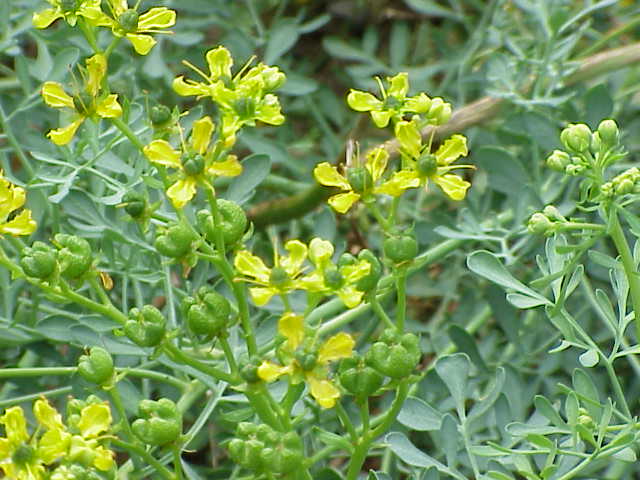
[20,242,57,279]
[542,205,565,222]
[122,191,146,218]
[196,200,247,247]
[118,9,140,32]
[150,104,172,127]
[565,164,586,176]
[597,119,619,147]
[590,132,602,153]
[155,222,197,258]
[527,212,554,235]
[132,398,182,446]
[338,354,384,397]
[428,97,452,125]
[73,92,94,116]
[417,153,438,177]
[577,408,595,429]
[55,234,92,279]
[546,150,571,172]
[383,234,418,264]
[182,153,205,176]
[260,66,286,91]
[77,347,114,386]
[183,287,232,337]
[124,305,166,347]
[560,123,592,153]
[366,330,421,378]
[240,357,261,383]
[346,166,373,194]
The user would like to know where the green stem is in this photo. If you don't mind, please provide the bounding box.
[111,117,146,152]
[218,336,239,377]
[0,386,72,408]
[608,207,640,342]
[163,341,238,384]
[112,439,175,480]
[59,282,128,325]
[173,446,183,480]
[395,268,407,332]
[108,385,135,442]
[243,384,284,431]
[78,18,100,53]
[335,401,358,444]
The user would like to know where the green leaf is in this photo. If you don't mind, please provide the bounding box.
[472,146,529,196]
[578,348,599,368]
[487,472,515,480]
[265,20,300,64]
[368,472,392,480]
[526,433,554,449]
[225,154,271,204]
[316,468,342,480]
[468,367,506,422]
[389,21,410,69]
[612,447,636,462]
[534,395,567,428]
[28,37,53,81]
[434,353,469,415]
[585,84,614,129]
[447,324,488,372]
[440,414,458,467]
[403,0,463,22]
[572,369,601,420]
[385,432,460,478]
[397,397,443,431]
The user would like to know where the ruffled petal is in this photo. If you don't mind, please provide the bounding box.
[347,90,382,112]
[395,120,421,158]
[143,140,182,169]
[167,177,197,208]
[92,445,115,471]
[257,361,292,382]
[0,406,28,444]
[249,286,276,306]
[318,332,355,363]
[297,271,325,292]
[328,192,360,214]
[375,170,420,197]
[126,33,157,55]
[387,72,409,99]
[78,403,112,438]
[313,162,350,190]
[47,118,85,145]
[435,134,468,165]
[41,82,74,109]
[308,238,333,266]
[190,116,214,154]
[137,7,176,30]
[206,46,233,80]
[371,110,392,128]
[365,146,389,182]
[278,312,304,350]
[96,94,122,118]
[340,259,371,283]
[32,8,63,29]
[337,285,364,309]
[433,173,471,201]
[206,155,242,177]
[86,54,107,97]
[38,428,71,464]
[281,240,308,275]
[34,398,64,430]
[255,95,285,125]
[0,210,36,236]
[234,250,271,283]
[172,76,211,97]
[307,374,340,409]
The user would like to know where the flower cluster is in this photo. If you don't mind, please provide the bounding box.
[0,171,36,237]
[234,237,371,308]
[0,397,115,479]
[33,0,175,56]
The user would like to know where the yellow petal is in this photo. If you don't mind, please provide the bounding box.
[1,406,28,444]
[297,271,325,292]
[0,210,36,236]
[206,46,233,79]
[167,178,197,208]
[137,7,176,30]
[78,403,112,438]
[365,147,389,182]
[387,72,409,99]
[433,173,471,201]
[5,182,26,212]
[257,361,292,382]
[34,398,64,430]
[337,285,364,309]
[395,120,421,158]
[281,240,308,276]
[47,118,84,145]
[256,96,285,125]
[86,54,107,97]
[328,192,360,214]
[278,312,304,350]
[33,8,63,28]
[341,259,370,282]
[313,162,350,190]
[41,82,74,109]
[190,116,214,154]
[126,33,157,55]
[307,375,340,409]
[93,445,115,471]
[206,155,242,177]
[435,134,468,165]
[375,170,420,197]
[173,76,210,97]
[38,428,71,464]
[249,286,276,306]
[371,110,392,128]
[347,90,382,112]
[234,250,271,283]
[96,94,122,118]
[308,238,333,266]
[318,332,354,363]
[143,140,182,169]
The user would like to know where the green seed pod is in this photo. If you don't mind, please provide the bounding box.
[560,123,592,153]
[323,267,344,290]
[182,153,205,176]
[150,104,172,127]
[346,166,373,194]
[132,398,182,446]
[118,9,140,32]
[55,234,92,279]
[12,443,36,466]
[124,305,166,347]
[196,200,247,247]
[295,351,318,371]
[355,249,382,292]
[184,287,231,337]
[338,354,384,398]
[239,357,261,383]
[155,222,197,258]
[77,347,114,386]
[20,242,57,279]
[527,212,554,235]
[366,330,421,379]
[417,153,438,177]
[383,235,418,264]
[597,119,619,147]
[546,150,571,172]
[122,191,146,218]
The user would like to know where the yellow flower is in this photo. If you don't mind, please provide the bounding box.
[0,406,46,479]
[32,0,107,29]
[0,171,37,237]
[257,312,354,408]
[314,146,400,213]
[41,54,122,145]
[378,120,472,200]
[103,0,176,55]
[299,238,371,308]
[234,240,308,306]
[143,116,242,208]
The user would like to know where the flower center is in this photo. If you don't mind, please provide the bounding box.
[234,97,256,121]
[269,266,290,288]
[182,153,205,176]
[60,0,80,13]
[12,443,35,465]
[324,267,344,290]
[346,166,373,194]
[118,9,140,33]
[295,351,318,371]
[383,95,402,110]
[417,153,438,177]
[73,92,95,116]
